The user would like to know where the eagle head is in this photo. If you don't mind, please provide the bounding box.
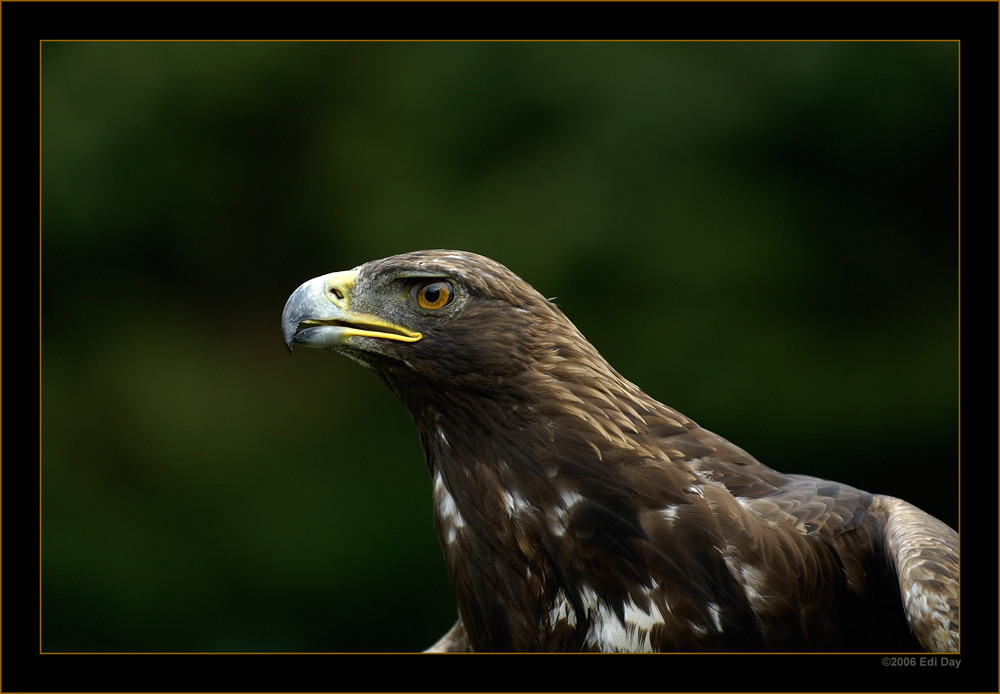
[281,249,607,399]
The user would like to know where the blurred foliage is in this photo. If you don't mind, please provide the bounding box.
[41,41,958,652]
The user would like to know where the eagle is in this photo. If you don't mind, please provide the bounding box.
[280,249,959,653]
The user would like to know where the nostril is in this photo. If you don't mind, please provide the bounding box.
[331,287,344,300]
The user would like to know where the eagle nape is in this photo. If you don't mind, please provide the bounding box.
[281,249,958,654]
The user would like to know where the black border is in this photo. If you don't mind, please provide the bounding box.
[10,1,998,692]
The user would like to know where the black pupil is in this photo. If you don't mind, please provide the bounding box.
[424,284,442,304]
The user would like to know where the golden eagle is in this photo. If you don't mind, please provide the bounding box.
[281,249,958,653]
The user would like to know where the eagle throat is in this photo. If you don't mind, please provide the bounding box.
[384,343,710,651]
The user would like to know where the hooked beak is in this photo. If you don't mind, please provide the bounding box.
[281,270,422,353]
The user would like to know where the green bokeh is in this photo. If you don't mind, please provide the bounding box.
[41,41,958,652]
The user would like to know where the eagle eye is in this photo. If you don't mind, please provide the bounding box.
[411,279,455,310]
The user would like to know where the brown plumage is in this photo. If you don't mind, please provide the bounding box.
[281,249,959,653]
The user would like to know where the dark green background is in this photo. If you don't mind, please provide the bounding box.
[41,41,958,653]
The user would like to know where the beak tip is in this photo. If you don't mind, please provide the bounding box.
[282,323,297,354]
[281,319,297,354]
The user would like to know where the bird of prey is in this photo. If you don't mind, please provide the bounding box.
[281,249,959,653]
